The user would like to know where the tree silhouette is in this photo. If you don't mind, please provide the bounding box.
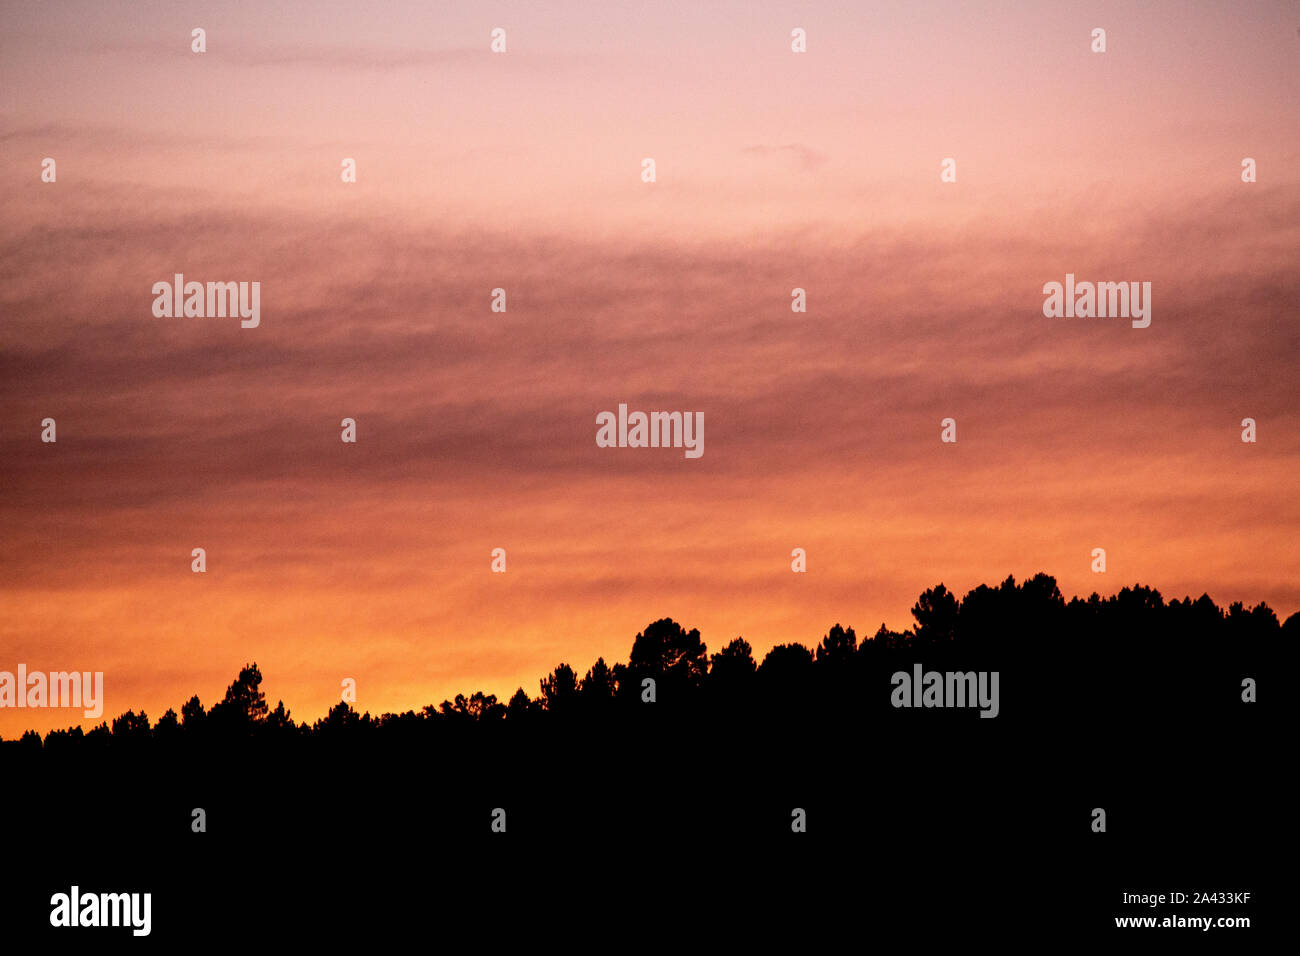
[313,700,363,737]
[757,643,814,685]
[619,618,708,702]
[436,691,505,724]
[265,700,297,738]
[180,695,206,733]
[911,585,958,645]
[111,710,150,742]
[1284,611,1300,638]
[539,663,579,713]
[6,574,1284,753]
[815,624,857,666]
[154,708,180,740]
[709,637,757,691]
[580,658,617,703]
[208,662,268,735]
[506,687,538,722]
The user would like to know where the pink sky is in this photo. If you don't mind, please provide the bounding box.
[1,0,1297,736]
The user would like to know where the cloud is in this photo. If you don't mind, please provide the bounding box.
[1,183,1296,736]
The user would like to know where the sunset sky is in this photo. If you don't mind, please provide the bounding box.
[2,0,1297,737]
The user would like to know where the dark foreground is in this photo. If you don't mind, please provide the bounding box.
[2,581,1285,945]
[5,695,1279,946]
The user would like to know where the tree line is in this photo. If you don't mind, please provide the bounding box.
[6,573,1290,750]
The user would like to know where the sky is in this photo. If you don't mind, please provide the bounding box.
[1,0,1297,737]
